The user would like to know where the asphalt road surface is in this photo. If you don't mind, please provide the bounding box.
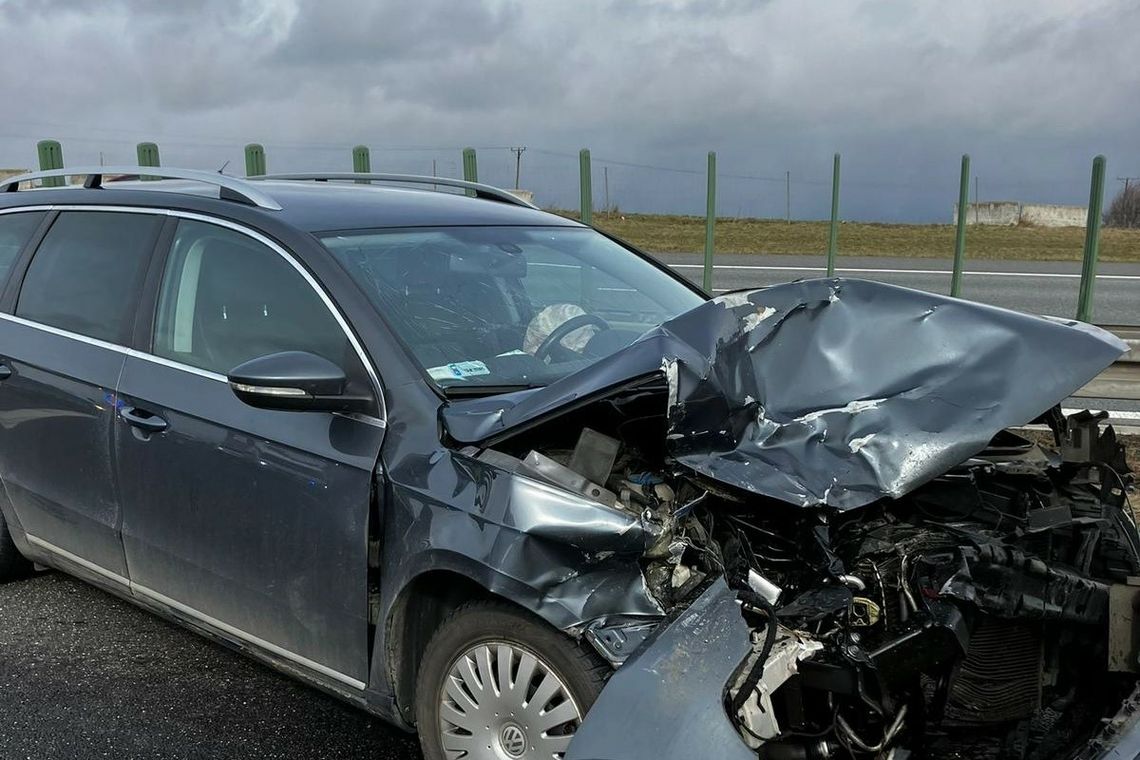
[0,573,422,760]
[652,252,1140,326]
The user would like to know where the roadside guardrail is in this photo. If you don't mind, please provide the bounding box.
[1075,326,1140,402]
[1065,325,1140,434]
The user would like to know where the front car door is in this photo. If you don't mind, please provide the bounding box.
[0,209,164,581]
[113,215,384,690]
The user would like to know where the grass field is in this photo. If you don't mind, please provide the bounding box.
[566,211,1140,262]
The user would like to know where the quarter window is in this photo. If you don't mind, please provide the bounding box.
[153,219,355,377]
[16,211,162,343]
[0,211,45,286]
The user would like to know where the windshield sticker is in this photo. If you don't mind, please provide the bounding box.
[429,360,492,381]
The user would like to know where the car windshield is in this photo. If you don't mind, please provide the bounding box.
[319,226,704,393]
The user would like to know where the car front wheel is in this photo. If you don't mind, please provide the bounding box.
[415,600,609,760]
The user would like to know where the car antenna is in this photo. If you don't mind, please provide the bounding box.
[217,160,230,175]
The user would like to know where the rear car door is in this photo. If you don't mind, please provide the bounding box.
[114,216,384,689]
[0,209,164,579]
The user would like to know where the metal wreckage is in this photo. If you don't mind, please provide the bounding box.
[438,278,1140,759]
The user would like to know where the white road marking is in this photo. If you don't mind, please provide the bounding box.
[1095,409,1140,420]
[668,263,1140,281]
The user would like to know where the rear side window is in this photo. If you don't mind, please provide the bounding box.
[16,211,162,343]
[153,219,353,376]
[0,211,45,286]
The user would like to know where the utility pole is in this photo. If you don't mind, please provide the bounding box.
[974,176,979,224]
[1117,177,1140,228]
[510,146,526,189]
[785,170,791,223]
[604,166,610,212]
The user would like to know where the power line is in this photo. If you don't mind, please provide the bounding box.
[510,146,526,189]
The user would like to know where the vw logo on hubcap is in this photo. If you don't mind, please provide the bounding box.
[500,724,528,757]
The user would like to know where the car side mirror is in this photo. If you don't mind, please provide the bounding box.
[227,351,372,414]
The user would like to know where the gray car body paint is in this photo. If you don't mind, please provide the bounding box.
[565,578,757,760]
[381,446,663,632]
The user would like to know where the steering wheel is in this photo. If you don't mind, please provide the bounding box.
[534,313,611,363]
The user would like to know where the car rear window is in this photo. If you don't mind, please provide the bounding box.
[16,211,162,344]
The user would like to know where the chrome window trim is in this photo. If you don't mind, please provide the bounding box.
[0,204,387,427]
[0,311,230,382]
[131,344,231,382]
[25,534,367,691]
[0,205,55,215]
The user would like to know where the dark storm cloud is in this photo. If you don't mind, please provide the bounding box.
[271,0,512,65]
[0,0,1136,221]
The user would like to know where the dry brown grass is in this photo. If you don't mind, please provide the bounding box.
[1125,436,1140,475]
[559,211,1140,262]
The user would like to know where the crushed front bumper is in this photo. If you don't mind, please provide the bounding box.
[567,578,755,760]
[567,577,1140,760]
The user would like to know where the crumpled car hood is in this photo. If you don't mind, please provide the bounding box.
[444,278,1126,510]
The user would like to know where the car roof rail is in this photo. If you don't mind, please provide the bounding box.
[0,166,283,211]
[255,173,539,209]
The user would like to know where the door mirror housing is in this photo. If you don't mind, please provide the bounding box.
[227,351,372,413]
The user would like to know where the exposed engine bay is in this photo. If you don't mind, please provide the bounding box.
[478,399,1140,759]
[441,279,1137,758]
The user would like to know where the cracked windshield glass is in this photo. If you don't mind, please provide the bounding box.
[320,225,703,392]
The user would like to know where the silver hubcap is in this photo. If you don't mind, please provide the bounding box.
[438,641,583,760]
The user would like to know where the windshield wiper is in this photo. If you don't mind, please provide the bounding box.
[442,383,546,398]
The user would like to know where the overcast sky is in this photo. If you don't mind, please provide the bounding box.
[1,0,1136,222]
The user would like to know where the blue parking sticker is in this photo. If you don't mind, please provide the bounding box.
[447,360,491,378]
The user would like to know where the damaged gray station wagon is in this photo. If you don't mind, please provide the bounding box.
[0,166,1139,760]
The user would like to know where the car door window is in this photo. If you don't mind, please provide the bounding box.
[16,211,162,343]
[153,219,357,377]
[0,211,46,286]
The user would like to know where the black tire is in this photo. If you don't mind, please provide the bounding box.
[0,509,30,581]
[415,600,609,760]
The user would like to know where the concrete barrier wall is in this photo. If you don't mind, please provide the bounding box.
[952,201,1088,227]
[1020,203,1086,227]
[952,201,1021,225]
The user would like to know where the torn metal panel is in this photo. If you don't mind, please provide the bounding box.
[380,446,664,638]
[582,618,659,667]
[445,278,1125,509]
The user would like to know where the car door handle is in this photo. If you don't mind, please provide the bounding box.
[119,406,168,433]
